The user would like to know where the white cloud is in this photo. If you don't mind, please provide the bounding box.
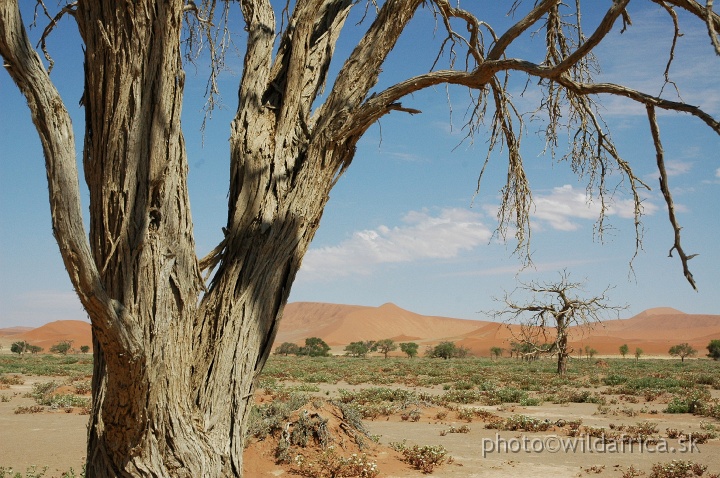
[531,185,657,231]
[299,208,492,280]
[664,160,693,177]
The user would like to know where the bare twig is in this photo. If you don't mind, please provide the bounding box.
[33,1,77,73]
[646,105,698,290]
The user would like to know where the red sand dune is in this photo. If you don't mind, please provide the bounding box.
[277,303,720,358]
[2,303,718,358]
[0,320,92,352]
[277,302,481,346]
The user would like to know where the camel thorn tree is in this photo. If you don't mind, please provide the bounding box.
[492,271,626,375]
[1,0,719,476]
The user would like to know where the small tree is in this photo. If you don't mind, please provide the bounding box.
[50,340,73,355]
[492,271,624,376]
[298,337,331,357]
[28,345,43,354]
[490,346,504,360]
[344,341,376,358]
[80,345,91,354]
[375,339,397,359]
[454,345,471,358]
[619,344,629,359]
[668,343,697,362]
[10,341,28,355]
[584,346,597,360]
[427,342,456,359]
[427,341,470,359]
[706,340,720,361]
[399,342,419,359]
[274,342,300,356]
[634,347,643,362]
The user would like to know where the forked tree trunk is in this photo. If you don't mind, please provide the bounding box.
[73,2,354,474]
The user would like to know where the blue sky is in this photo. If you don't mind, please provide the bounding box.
[1,2,718,328]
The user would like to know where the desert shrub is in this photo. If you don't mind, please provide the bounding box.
[400,409,421,422]
[649,460,707,478]
[616,376,692,395]
[486,387,527,404]
[452,380,474,390]
[14,405,44,414]
[289,411,331,448]
[72,380,92,395]
[396,444,448,473]
[0,375,24,385]
[665,389,712,414]
[519,396,542,406]
[455,408,475,422]
[486,414,553,432]
[441,424,471,435]
[603,374,628,386]
[621,465,644,478]
[246,393,309,441]
[40,394,91,409]
[292,448,380,478]
[0,466,50,478]
[337,387,417,406]
[29,381,59,400]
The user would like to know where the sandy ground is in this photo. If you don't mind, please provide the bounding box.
[1,378,720,477]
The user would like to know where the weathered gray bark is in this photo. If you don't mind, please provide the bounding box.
[3,0,720,476]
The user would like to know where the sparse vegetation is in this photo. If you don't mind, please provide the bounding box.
[648,460,712,478]
[4,353,720,474]
[619,344,629,358]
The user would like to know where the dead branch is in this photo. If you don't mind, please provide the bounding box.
[646,105,698,290]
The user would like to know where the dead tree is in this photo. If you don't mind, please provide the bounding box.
[493,271,625,375]
[1,0,718,476]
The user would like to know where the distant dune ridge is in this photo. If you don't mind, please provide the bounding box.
[1,303,719,357]
[276,302,720,356]
[0,320,91,352]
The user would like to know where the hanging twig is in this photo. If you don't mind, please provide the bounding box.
[646,105,698,291]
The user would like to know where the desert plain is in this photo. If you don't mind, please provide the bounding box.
[1,302,719,477]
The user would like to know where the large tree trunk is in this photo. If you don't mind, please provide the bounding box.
[75,2,219,475]
[73,0,369,474]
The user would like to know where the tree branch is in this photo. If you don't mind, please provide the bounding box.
[646,105,698,290]
[0,0,141,355]
[315,0,424,141]
[658,0,720,55]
